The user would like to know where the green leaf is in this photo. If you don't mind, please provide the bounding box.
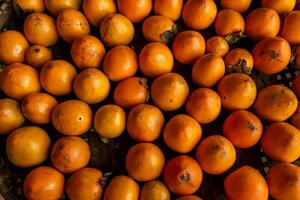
[101,137,110,144]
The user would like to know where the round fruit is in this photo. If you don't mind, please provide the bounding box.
[140,180,170,200]
[52,100,92,136]
[23,166,64,200]
[172,30,205,64]
[13,0,45,12]
[281,11,300,45]
[220,0,251,13]
[176,195,202,200]
[139,42,174,78]
[262,0,296,15]
[196,135,236,175]
[224,48,253,74]
[117,0,152,23]
[73,68,110,104]
[22,92,58,124]
[51,136,91,174]
[293,75,300,98]
[206,36,229,57]
[151,73,189,111]
[25,45,52,68]
[186,88,221,124]
[127,104,164,142]
[45,0,82,16]
[154,0,183,21]
[254,85,298,122]
[126,143,165,182]
[261,122,300,162]
[291,105,300,130]
[6,126,51,167]
[40,60,77,96]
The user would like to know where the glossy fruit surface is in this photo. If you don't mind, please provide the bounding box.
[154,0,183,21]
[117,0,152,23]
[140,180,170,200]
[25,45,52,69]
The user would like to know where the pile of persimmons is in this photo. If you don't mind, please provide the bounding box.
[0,0,300,199]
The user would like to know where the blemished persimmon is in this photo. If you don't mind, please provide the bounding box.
[127,104,164,142]
[22,92,58,124]
[103,175,139,200]
[24,13,58,46]
[40,60,77,96]
[71,35,106,69]
[176,195,202,200]
[140,180,170,200]
[163,114,202,153]
[1,63,41,100]
[223,110,263,148]
[291,105,300,130]
[192,54,225,87]
[25,45,52,69]
[186,88,221,124]
[182,0,217,30]
[224,166,269,200]
[114,77,148,109]
[13,0,45,12]
[224,48,253,74]
[206,36,229,57]
[214,9,245,37]
[220,0,252,13]
[254,85,298,122]
[45,0,82,16]
[94,104,126,139]
[266,163,300,200]
[262,0,296,15]
[52,100,92,136]
[261,122,300,162]
[281,11,300,45]
[23,166,65,200]
[83,0,116,27]
[294,46,300,70]
[172,30,205,65]
[100,14,134,47]
[245,8,280,41]
[0,30,29,64]
[103,45,138,82]
[0,98,24,134]
[73,68,110,104]
[118,0,152,23]
[163,155,202,195]
[139,42,174,78]
[6,126,51,167]
[293,75,300,98]
[51,136,91,174]
[66,168,103,200]
[142,15,176,43]
[217,73,257,111]
[154,0,183,21]
[57,9,90,43]
[151,73,189,112]
[126,143,165,182]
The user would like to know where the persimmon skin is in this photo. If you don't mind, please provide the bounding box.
[262,0,296,15]
[291,105,300,130]
[176,195,202,200]
[13,0,45,12]
[220,0,251,13]
[45,0,82,16]
[154,0,183,21]
[140,180,170,200]
[281,11,300,45]
[25,45,52,69]
[117,0,152,23]
[206,36,229,57]
[224,48,253,74]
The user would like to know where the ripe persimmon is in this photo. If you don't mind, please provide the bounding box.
[154,0,183,21]
[25,45,52,69]
[206,36,229,57]
[262,0,296,15]
[281,11,300,45]
[140,180,170,200]
[293,75,300,98]
[45,0,82,16]
[224,48,253,74]
[117,0,152,23]
[176,195,202,200]
[13,0,45,12]
[220,0,251,13]
[291,105,300,130]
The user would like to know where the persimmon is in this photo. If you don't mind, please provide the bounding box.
[57,9,90,43]
[83,0,116,27]
[223,110,263,148]
[176,195,202,200]
[51,136,91,174]
[100,14,134,47]
[291,105,300,130]
[172,31,205,64]
[142,15,176,43]
[24,13,58,47]
[262,0,296,15]
[127,104,164,142]
[103,45,138,82]
[151,73,189,112]
[293,75,300,98]
[22,92,58,124]
[13,0,45,12]
[23,166,65,200]
[73,68,110,104]
[66,168,103,200]
[52,100,92,136]
[261,122,300,162]
[25,45,52,69]
[118,0,152,23]
[6,126,51,167]
[163,155,202,195]
[1,63,41,100]
[154,0,183,21]
[163,114,202,153]
[140,180,170,200]
[245,8,280,41]
[224,48,253,74]
[254,85,298,122]
[186,88,221,124]
[224,166,268,200]
[139,42,174,78]
[45,0,82,16]
[40,60,77,96]
[192,54,225,87]
[217,73,257,110]
[266,163,300,200]
[182,0,217,30]
[71,35,106,69]
[103,175,139,200]
[220,0,251,13]
[0,30,29,64]
[281,11,300,45]
[94,104,126,139]
[294,46,300,70]
[206,36,229,57]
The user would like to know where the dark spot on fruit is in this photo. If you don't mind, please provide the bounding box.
[179,171,190,183]
[247,121,257,132]
[34,48,40,53]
